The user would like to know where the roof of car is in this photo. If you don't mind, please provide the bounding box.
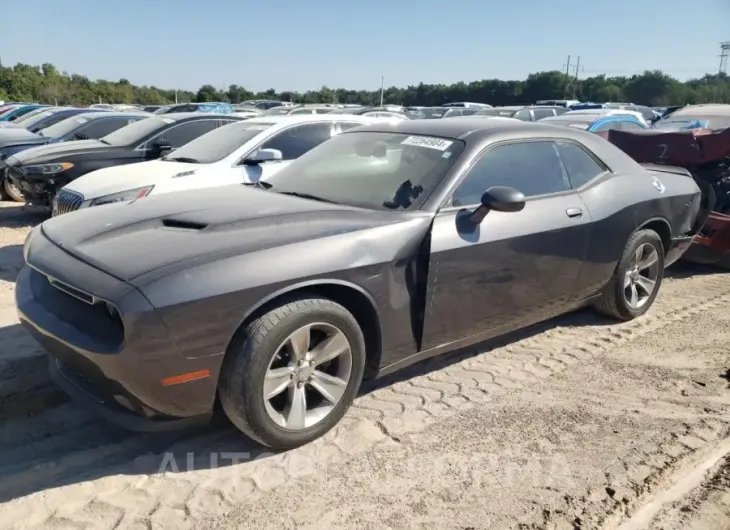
[72,111,150,120]
[246,114,384,125]
[351,116,542,139]
[671,104,730,117]
[149,112,242,121]
[539,113,639,124]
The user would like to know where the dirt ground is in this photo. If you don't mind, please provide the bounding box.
[0,199,728,530]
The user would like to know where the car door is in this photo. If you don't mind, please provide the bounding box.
[239,122,335,183]
[421,140,592,350]
[553,141,632,299]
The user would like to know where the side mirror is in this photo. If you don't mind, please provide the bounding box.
[149,139,173,158]
[243,148,283,165]
[469,185,526,224]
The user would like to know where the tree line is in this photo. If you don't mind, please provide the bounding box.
[0,62,728,108]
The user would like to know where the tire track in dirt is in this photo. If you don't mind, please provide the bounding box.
[0,270,727,528]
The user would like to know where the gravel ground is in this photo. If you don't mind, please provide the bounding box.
[0,199,728,529]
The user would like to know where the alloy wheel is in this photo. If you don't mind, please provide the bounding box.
[623,242,660,309]
[263,322,353,430]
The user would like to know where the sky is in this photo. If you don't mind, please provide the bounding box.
[1,0,728,93]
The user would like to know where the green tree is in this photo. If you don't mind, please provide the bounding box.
[0,61,727,107]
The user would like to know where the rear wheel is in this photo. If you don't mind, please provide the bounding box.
[219,295,366,450]
[594,229,664,321]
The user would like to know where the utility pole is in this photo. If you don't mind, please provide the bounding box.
[717,42,730,103]
[379,76,384,106]
[572,56,581,100]
[563,55,574,99]
[720,42,730,75]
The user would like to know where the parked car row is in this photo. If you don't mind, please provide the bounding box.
[15,114,711,451]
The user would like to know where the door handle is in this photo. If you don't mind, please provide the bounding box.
[566,207,583,218]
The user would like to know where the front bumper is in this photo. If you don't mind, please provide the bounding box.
[7,166,64,206]
[16,229,222,431]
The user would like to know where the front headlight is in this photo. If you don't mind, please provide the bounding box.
[22,162,74,175]
[88,186,154,207]
[22,227,36,262]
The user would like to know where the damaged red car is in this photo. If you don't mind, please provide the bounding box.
[603,104,730,269]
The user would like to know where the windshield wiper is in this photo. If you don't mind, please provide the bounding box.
[249,180,272,189]
[98,138,110,145]
[162,156,200,163]
[278,191,336,204]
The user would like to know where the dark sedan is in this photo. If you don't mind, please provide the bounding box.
[17,118,704,449]
[4,112,243,207]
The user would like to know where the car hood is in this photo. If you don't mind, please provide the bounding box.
[64,159,201,199]
[0,128,44,149]
[5,140,112,166]
[40,184,427,282]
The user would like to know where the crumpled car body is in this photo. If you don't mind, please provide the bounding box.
[605,127,730,268]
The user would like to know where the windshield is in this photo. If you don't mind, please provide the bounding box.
[38,115,91,138]
[100,116,175,146]
[263,106,295,115]
[262,131,465,211]
[0,106,19,117]
[476,108,518,117]
[13,108,53,126]
[162,121,275,164]
[412,108,449,119]
[654,115,730,130]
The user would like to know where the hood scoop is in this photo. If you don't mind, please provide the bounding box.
[161,218,208,231]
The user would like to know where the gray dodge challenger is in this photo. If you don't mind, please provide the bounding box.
[16,118,706,449]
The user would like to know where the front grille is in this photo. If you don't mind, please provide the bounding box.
[53,189,84,217]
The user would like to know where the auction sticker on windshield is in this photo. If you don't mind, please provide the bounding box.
[401,136,453,151]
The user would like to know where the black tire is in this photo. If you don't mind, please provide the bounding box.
[594,229,665,321]
[219,295,366,450]
[717,253,730,271]
[2,177,25,203]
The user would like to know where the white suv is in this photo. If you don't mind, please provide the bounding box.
[55,114,389,214]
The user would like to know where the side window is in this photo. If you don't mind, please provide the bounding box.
[513,109,533,121]
[157,120,218,148]
[259,123,333,160]
[555,142,606,189]
[451,141,570,206]
[532,108,555,120]
[75,118,134,139]
[460,109,477,116]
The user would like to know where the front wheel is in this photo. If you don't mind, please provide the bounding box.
[594,229,665,321]
[219,295,366,450]
[2,177,25,203]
